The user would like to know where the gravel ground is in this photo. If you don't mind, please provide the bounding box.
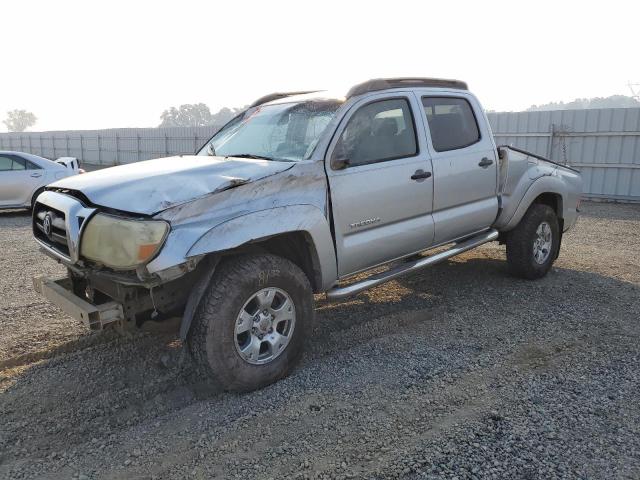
[0,201,639,480]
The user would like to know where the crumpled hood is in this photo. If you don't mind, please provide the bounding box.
[49,155,294,215]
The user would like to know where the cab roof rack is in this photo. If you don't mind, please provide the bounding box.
[346,78,468,98]
[249,91,320,108]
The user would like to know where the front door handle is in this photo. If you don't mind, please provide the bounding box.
[478,157,493,168]
[411,169,432,181]
[30,172,42,177]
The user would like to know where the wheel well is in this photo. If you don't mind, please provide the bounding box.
[217,232,323,293]
[534,192,564,229]
[534,193,562,217]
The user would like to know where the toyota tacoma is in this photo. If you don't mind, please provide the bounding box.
[31,78,582,391]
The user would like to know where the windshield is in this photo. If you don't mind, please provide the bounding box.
[198,100,342,162]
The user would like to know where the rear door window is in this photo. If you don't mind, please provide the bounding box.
[25,159,41,169]
[422,97,480,152]
[11,156,27,170]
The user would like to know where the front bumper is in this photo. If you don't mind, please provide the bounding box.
[32,275,124,330]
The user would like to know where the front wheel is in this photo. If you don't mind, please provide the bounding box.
[506,204,560,279]
[188,254,313,392]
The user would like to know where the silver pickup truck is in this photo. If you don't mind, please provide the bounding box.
[32,78,582,391]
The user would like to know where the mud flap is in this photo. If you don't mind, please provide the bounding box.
[179,258,219,340]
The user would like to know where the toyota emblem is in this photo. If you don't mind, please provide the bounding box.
[43,214,53,237]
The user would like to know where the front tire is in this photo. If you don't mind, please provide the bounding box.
[188,254,313,392]
[506,204,560,279]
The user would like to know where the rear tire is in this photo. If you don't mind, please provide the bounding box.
[188,254,313,392]
[506,204,560,279]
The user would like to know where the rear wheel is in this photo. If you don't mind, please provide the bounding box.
[188,254,313,392]
[506,204,560,279]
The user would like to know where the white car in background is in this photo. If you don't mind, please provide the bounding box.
[55,156,84,174]
[0,151,79,210]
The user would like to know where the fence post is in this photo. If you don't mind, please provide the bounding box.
[136,134,140,162]
[28,135,32,153]
[39,135,43,156]
[98,135,102,165]
[66,134,70,157]
[546,123,555,160]
[79,135,84,163]
[115,132,119,165]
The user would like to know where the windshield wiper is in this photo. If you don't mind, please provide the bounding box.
[226,153,275,161]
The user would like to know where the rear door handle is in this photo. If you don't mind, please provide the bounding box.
[411,169,432,181]
[478,157,493,168]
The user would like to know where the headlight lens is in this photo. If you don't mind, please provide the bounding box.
[80,214,169,269]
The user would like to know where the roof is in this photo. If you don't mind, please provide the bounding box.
[248,77,468,108]
[346,78,468,98]
[0,150,58,166]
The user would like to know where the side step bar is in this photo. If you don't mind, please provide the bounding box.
[326,229,499,300]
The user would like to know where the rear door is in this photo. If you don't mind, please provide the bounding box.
[326,93,435,276]
[419,94,498,244]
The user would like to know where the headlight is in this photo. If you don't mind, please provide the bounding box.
[80,214,169,269]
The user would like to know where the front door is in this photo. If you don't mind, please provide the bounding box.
[326,94,435,277]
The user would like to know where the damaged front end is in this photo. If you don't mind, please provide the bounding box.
[30,159,304,332]
[31,188,208,331]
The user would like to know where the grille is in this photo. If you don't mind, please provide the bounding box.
[33,202,70,257]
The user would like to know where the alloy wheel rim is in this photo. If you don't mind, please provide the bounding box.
[233,287,296,365]
[533,221,553,264]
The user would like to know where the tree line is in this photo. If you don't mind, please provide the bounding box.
[158,104,245,128]
[526,95,640,111]
[1,104,245,133]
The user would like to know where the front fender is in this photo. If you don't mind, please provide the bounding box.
[188,205,338,291]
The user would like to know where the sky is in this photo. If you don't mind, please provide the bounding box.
[2,0,638,132]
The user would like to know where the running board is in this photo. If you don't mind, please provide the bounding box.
[326,229,499,300]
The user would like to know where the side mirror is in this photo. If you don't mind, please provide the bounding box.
[331,156,350,170]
